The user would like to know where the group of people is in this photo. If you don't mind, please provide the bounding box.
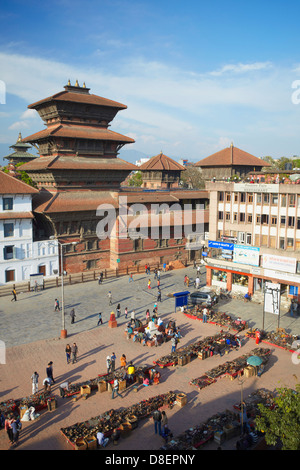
[4,414,22,446]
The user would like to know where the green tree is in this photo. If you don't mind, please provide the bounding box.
[127,170,143,187]
[180,165,205,189]
[255,384,300,450]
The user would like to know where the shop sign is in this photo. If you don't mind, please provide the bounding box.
[264,269,300,285]
[233,244,260,267]
[234,183,279,193]
[261,254,296,274]
[208,240,234,250]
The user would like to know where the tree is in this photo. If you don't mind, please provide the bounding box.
[180,165,205,189]
[255,384,300,450]
[127,171,143,187]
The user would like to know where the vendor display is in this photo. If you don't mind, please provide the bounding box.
[160,389,275,450]
[154,331,240,368]
[0,390,52,418]
[60,391,178,448]
[190,348,271,389]
[245,327,299,352]
[183,307,248,332]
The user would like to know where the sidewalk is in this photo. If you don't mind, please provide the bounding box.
[0,266,299,450]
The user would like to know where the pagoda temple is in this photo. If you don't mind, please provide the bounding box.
[3,132,37,165]
[19,81,137,272]
[19,81,209,272]
[139,152,185,189]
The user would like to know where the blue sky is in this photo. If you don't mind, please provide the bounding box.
[1,0,300,164]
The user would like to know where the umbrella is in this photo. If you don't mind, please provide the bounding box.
[247,355,263,366]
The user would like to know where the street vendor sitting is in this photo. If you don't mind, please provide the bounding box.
[153,371,161,385]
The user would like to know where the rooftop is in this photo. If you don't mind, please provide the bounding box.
[139,152,186,171]
[0,170,38,195]
[195,144,270,168]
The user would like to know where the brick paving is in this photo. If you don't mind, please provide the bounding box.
[0,266,299,450]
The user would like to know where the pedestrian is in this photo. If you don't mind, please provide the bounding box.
[129,273,133,282]
[157,289,161,302]
[112,377,123,399]
[161,410,168,433]
[46,361,55,384]
[106,356,111,374]
[116,303,121,318]
[120,354,127,370]
[146,309,150,323]
[202,307,208,323]
[171,336,177,353]
[157,269,161,280]
[124,307,128,319]
[127,361,135,382]
[97,312,103,325]
[157,279,160,288]
[195,276,200,289]
[31,371,39,394]
[111,352,116,373]
[255,330,261,345]
[11,418,21,445]
[154,268,158,279]
[152,408,162,435]
[34,280,38,292]
[148,279,151,289]
[130,309,136,324]
[4,415,14,444]
[65,344,71,363]
[71,343,78,363]
[70,308,76,324]
[108,291,112,305]
[54,298,60,311]
[11,288,17,302]
[163,262,166,272]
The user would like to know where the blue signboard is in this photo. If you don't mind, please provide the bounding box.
[173,291,190,309]
[208,240,234,251]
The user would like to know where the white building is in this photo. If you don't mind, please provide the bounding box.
[0,171,59,285]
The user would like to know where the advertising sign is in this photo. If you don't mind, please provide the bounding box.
[264,282,281,315]
[208,240,234,250]
[233,245,260,267]
[261,254,296,274]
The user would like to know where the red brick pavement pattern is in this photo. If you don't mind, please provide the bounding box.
[0,313,298,451]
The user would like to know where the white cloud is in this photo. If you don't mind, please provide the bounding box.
[8,120,30,130]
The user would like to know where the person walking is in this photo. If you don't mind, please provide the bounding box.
[11,418,21,446]
[130,309,136,325]
[128,273,134,282]
[112,378,123,399]
[5,415,14,444]
[54,298,60,311]
[71,343,78,363]
[111,352,116,373]
[120,354,127,370]
[171,336,177,353]
[146,309,150,323]
[108,291,112,305]
[65,344,71,364]
[70,308,76,324]
[31,372,39,394]
[97,312,103,325]
[11,288,17,302]
[202,307,208,323]
[152,408,162,435]
[148,279,151,289]
[116,304,121,318]
[157,289,162,302]
[106,356,111,374]
[46,361,55,384]
[161,410,168,433]
[124,307,128,319]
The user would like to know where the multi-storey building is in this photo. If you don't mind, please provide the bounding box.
[205,181,300,302]
[0,171,59,285]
